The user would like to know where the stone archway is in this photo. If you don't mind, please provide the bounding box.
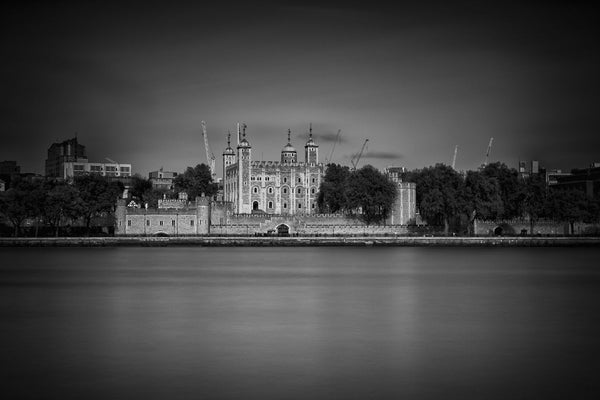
[253,201,259,211]
[276,224,290,237]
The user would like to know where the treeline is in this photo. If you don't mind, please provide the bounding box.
[0,175,124,237]
[0,164,219,237]
[317,164,397,225]
[405,163,600,235]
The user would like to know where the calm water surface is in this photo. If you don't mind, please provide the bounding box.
[1,247,600,399]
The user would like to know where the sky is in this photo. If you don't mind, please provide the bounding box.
[2,1,599,176]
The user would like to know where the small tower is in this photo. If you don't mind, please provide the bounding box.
[222,132,236,202]
[281,129,297,163]
[304,123,318,164]
[237,124,252,214]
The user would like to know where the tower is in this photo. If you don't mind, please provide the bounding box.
[304,123,318,165]
[222,132,236,203]
[237,124,252,214]
[281,129,297,163]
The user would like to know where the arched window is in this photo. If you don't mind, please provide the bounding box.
[283,177,288,183]
[297,177,302,183]
[268,187,273,194]
[283,202,287,209]
[311,187,316,194]
[283,187,288,194]
[297,187,302,194]
[268,201,273,209]
[253,187,258,194]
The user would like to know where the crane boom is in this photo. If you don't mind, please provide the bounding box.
[351,139,369,170]
[483,137,494,166]
[201,121,217,181]
[327,129,341,164]
[451,145,458,170]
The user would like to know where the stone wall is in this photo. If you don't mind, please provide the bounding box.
[474,219,568,236]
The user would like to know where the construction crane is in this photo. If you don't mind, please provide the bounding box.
[350,139,369,171]
[326,129,341,164]
[451,145,458,170]
[482,137,494,167]
[201,121,217,181]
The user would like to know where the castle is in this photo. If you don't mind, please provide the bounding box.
[223,125,324,215]
[115,125,417,236]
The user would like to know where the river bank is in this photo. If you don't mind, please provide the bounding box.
[2,236,600,247]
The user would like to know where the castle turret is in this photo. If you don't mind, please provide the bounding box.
[237,124,252,213]
[281,129,297,163]
[223,132,236,203]
[304,123,318,165]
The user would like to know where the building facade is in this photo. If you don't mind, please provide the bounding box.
[223,126,324,215]
[45,137,87,177]
[149,168,179,190]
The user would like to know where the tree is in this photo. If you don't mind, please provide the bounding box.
[345,165,397,225]
[520,174,548,234]
[409,164,464,235]
[0,183,34,236]
[547,188,590,234]
[74,174,124,234]
[463,170,504,233]
[173,164,217,199]
[317,163,351,213]
[130,175,169,208]
[480,162,522,219]
[43,181,84,237]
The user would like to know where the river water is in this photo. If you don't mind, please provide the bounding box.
[1,247,599,399]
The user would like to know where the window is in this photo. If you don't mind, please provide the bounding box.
[297,177,302,183]
[159,221,163,226]
[311,203,315,209]
[146,220,150,226]
[120,166,130,172]
[127,220,131,226]
[268,201,273,209]
[73,164,84,171]
[268,187,273,194]
[297,188,302,194]
[283,202,287,209]
[253,187,258,194]
[172,220,175,226]
[283,188,287,194]
[283,177,287,183]
[311,188,316,194]
[190,220,194,226]
[106,166,117,171]
[90,165,102,171]
[298,203,302,208]
[265,177,270,181]
[311,178,315,183]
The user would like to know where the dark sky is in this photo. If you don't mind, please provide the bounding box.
[2,1,599,176]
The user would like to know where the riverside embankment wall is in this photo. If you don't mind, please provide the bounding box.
[2,236,600,247]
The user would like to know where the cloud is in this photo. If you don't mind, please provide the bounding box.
[362,151,402,160]
[294,131,348,144]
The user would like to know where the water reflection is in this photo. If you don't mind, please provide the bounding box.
[1,247,599,399]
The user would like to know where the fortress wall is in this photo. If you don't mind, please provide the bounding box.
[474,220,567,235]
